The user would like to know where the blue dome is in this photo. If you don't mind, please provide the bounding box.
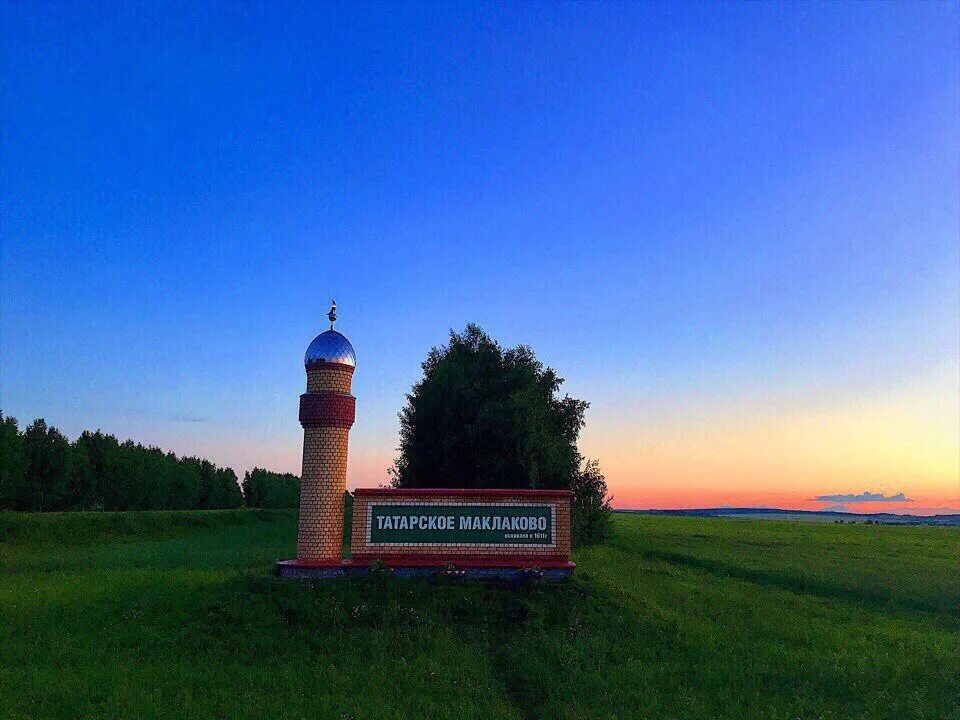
[305,330,356,368]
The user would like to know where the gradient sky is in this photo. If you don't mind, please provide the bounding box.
[2,2,958,514]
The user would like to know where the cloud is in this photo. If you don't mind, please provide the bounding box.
[166,414,209,423]
[813,491,913,503]
[896,506,960,515]
[822,504,850,512]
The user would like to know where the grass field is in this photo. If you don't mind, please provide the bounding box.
[1,510,957,720]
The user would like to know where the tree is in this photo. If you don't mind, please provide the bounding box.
[172,456,201,510]
[391,324,611,543]
[22,419,73,511]
[187,458,242,510]
[118,439,144,510]
[570,459,612,546]
[67,436,96,509]
[242,468,299,509]
[215,467,243,509]
[0,413,27,510]
[195,459,215,509]
[78,431,123,510]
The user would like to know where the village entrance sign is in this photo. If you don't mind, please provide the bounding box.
[276,305,574,579]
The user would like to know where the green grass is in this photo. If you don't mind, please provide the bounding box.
[1,511,957,719]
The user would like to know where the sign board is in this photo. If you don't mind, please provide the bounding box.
[348,489,574,576]
[368,503,553,545]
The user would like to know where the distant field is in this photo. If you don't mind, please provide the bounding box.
[1,510,957,720]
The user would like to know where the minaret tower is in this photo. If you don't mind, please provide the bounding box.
[295,301,356,563]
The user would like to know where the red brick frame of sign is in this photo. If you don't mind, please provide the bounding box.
[349,488,574,570]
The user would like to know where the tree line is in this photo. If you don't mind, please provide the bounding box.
[0,413,298,512]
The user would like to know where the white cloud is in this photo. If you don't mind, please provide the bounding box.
[813,491,913,503]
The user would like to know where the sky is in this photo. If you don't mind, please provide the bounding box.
[2,2,958,514]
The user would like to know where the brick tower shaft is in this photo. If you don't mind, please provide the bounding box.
[297,423,350,559]
[295,312,356,562]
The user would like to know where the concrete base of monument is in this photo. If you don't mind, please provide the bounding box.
[276,556,575,581]
[275,558,356,579]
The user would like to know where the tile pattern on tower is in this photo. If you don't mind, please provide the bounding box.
[296,364,354,562]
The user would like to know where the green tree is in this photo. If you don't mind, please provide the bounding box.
[570,459,612,546]
[118,439,144,510]
[67,437,96,509]
[22,419,74,511]
[172,456,201,510]
[242,468,299,509]
[140,447,168,510]
[78,431,123,510]
[0,413,27,510]
[216,467,243,508]
[391,324,611,543]
[196,459,218,509]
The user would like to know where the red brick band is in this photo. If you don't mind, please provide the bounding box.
[305,360,356,372]
[299,392,356,428]
[279,556,575,570]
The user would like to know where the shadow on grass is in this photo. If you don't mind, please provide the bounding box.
[626,544,960,621]
[190,570,683,720]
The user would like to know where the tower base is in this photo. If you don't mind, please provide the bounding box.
[275,557,574,581]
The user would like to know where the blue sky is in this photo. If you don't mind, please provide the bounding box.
[2,2,958,509]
